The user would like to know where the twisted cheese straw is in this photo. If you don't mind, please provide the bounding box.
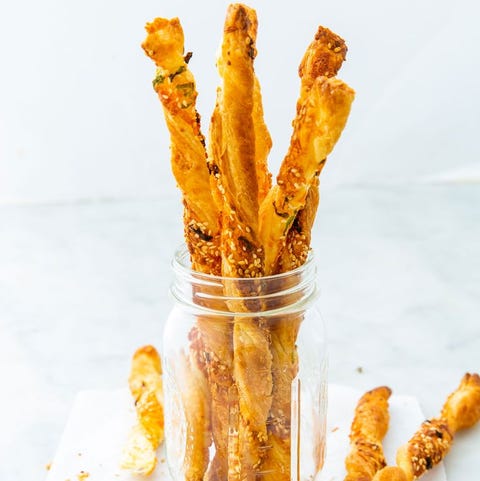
[259,79,354,273]
[121,346,164,475]
[277,26,349,272]
[142,17,221,274]
[205,87,272,480]
[344,386,392,481]
[259,27,353,480]
[142,19,217,480]
[199,25,272,479]
[209,5,274,480]
[373,373,480,481]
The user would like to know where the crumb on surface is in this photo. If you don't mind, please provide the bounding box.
[45,462,52,471]
[356,366,363,373]
[331,426,339,432]
[77,471,90,480]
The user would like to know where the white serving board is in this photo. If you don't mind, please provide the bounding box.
[45,385,446,481]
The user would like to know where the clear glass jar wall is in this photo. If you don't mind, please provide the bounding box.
[163,246,327,481]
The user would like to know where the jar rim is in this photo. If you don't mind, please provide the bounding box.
[172,244,316,282]
[170,245,319,317]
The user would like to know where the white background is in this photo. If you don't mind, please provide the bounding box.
[1,0,479,204]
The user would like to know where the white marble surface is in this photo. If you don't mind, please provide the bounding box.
[1,184,479,481]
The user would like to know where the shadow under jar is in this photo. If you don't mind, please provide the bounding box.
[163,245,328,481]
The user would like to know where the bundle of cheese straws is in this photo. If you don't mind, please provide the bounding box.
[120,6,480,481]
[135,3,354,480]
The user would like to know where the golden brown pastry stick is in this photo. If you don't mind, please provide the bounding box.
[197,90,235,481]
[203,77,270,478]
[344,386,392,481]
[128,346,164,447]
[177,332,213,481]
[373,373,480,481]
[207,82,271,213]
[216,4,260,248]
[212,5,273,480]
[121,345,164,475]
[143,19,217,478]
[278,26,347,272]
[202,81,270,480]
[142,18,221,275]
[261,26,349,275]
[208,78,272,209]
[396,373,480,480]
[200,6,272,479]
[259,75,354,274]
[260,27,350,481]
[277,164,321,272]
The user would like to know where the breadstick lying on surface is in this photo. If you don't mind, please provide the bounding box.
[373,372,480,481]
[344,386,392,481]
[440,372,480,432]
[121,345,164,475]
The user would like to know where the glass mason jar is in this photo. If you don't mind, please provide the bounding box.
[163,245,327,481]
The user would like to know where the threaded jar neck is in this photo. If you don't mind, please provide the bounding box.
[170,245,318,316]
